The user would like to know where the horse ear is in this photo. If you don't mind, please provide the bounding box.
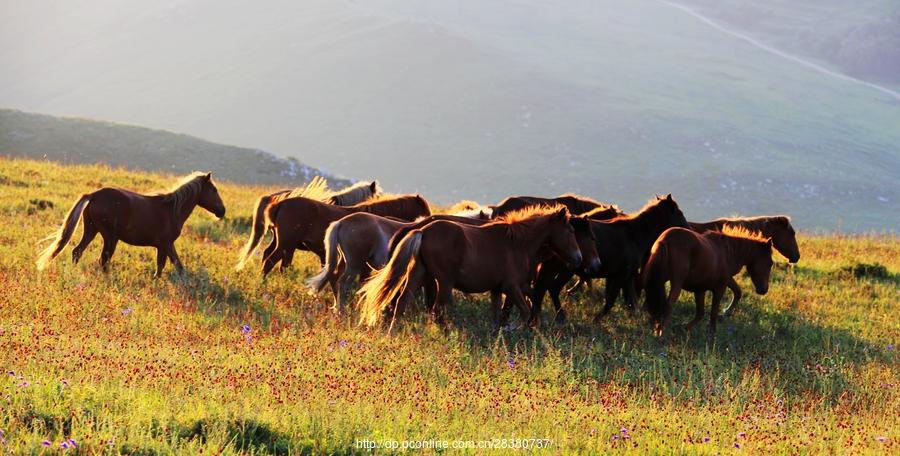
[370,181,378,192]
[665,193,672,201]
[556,207,568,219]
[204,172,212,181]
[767,238,774,247]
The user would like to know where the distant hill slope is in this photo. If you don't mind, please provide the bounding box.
[1,0,897,231]
[0,109,349,188]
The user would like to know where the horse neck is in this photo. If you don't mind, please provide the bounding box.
[169,185,201,226]
[503,216,555,257]
[718,236,762,272]
[628,209,669,246]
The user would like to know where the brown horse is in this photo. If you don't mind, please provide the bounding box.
[358,206,583,332]
[490,194,621,219]
[689,216,798,317]
[643,226,774,339]
[306,212,490,313]
[36,172,225,276]
[530,195,689,324]
[236,178,379,269]
[261,194,431,275]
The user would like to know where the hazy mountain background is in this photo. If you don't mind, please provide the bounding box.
[1,0,898,231]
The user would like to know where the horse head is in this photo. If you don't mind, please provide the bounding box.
[198,173,226,218]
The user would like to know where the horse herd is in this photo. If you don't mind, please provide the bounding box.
[36,172,800,339]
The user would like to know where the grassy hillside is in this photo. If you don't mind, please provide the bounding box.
[0,109,350,188]
[2,0,898,231]
[680,0,900,84]
[0,158,896,453]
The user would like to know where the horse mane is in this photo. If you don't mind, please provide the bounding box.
[155,172,208,214]
[558,193,601,205]
[448,200,482,213]
[448,207,489,219]
[721,224,770,243]
[486,204,566,243]
[351,193,429,211]
[288,176,331,202]
[330,180,380,205]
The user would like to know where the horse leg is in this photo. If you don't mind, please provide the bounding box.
[708,286,725,342]
[335,263,358,315]
[423,278,437,313]
[720,277,743,319]
[98,234,118,272]
[166,243,184,273]
[261,248,283,277]
[71,217,97,264]
[655,281,682,338]
[547,268,574,324]
[262,237,277,264]
[491,290,504,333]
[683,291,705,331]
[280,247,296,273]
[624,273,640,317]
[595,276,622,323]
[508,286,535,329]
[432,279,454,328]
[154,247,168,278]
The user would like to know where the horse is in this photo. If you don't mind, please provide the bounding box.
[489,194,620,219]
[236,179,380,269]
[530,194,689,324]
[689,216,798,318]
[36,172,225,276]
[306,212,490,313]
[358,206,583,332]
[643,226,774,339]
[261,194,431,275]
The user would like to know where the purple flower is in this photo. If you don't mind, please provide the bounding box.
[507,358,516,369]
[241,324,251,335]
[61,379,69,387]
[121,308,132,316]
[67,438,77,447]
[620,427,629,434]
[737,432,746,439]
[60,442,69,449]
[338,339,349,348]
[888,344,894,351]
[7,371,14,377]
[41,440,51,447]
[18,380,29,388]
[611,435,619,441]
[733,442,741,449]
[702,436,710,443]
[876,436,888,442]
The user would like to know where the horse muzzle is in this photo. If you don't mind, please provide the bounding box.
[584,258,602,275]
[567,252,583,271]
[755,285,769,295]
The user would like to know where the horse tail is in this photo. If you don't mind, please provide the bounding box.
[387,225,417,254]
[236,191,281,270]
[358,231,422,327]
[306,220,342,292]
[642,242,668,323]
[36,194,91,270]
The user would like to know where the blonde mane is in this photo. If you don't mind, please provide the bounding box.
[485,204,567,242]
[722,224,770,243]
[288,175,332,202]
[156,172,209,214]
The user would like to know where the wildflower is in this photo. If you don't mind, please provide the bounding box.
[876,436,888,442]
[737,432,746,439]
[61,379,69,387]
[702,436,710,443]
[620,428,629,434]
[241,324,251,335]
[6,371,14,376]
[733,442,741,449]
[888,344,894,351]
[41,440,51,447]
[67,439,77,447]
[18,380,29,388]
[121,308,132,316]
[60,442,69,449]
[658,352,666,357]
[339,339,349,348]
[507,358,516,369]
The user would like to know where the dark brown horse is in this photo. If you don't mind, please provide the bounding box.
[358,206,583,332]
[530,195,689,324]
[261,194,431,275]
[490,194,621,219]
[689,216,798,317]
[306,212,489,313]
[36,172,225,276]
[643,226,774,339]
[236,179,379,269]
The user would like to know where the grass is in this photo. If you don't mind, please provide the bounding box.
[0,157,897,454]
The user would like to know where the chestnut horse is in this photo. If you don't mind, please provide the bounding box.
[306,212,490,313]
[236,179,379,269]
[643,226,774,339]
[689,216,798,318]
[530,195,689,324]
[261,194,431,275]
[36,172,225,276]
[490,194,621,219]
[358,206,583,332]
